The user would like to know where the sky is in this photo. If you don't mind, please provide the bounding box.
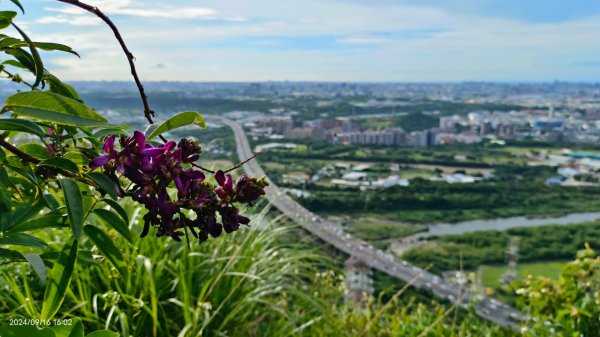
[8,0,600,82]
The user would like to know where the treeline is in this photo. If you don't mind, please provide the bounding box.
[261,149,494,168]
[296,177,600,223]
[402,222,600,273]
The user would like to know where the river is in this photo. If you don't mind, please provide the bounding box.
[415,212,600,237]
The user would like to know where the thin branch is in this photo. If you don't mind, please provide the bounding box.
[0,69,35,89]
[190,152,262,175]
[56,0,153,122]
[224,152,262,173]
[56,0,167,142]
[191,162,215,174]
[0,136,40,164]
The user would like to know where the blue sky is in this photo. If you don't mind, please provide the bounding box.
[9,0,600,81]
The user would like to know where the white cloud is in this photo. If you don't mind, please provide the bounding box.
[42,0,235,22]
[337,35,391,45]
[27,0,600,81]
[36,15,101,26]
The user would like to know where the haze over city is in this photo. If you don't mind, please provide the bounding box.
[14,0,600,82]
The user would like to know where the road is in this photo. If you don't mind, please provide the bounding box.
[220,117,524,329]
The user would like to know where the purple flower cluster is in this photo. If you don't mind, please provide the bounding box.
[90,131,268,243]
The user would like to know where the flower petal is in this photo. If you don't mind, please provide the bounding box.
[141,147,165,157]
[103,135,116,155]
[224,174,233,193]
[89,155,110,169]
[134,131,146,148]
[215,170,225,186]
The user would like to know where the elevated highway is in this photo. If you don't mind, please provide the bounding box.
[220,117,524,329]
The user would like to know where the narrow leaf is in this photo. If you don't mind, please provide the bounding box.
[59,178,84,239]
[10,214,66,232]
[10,0,24,14]
[11,23,43,87]
[40,157,79,174]
[84,225,128,278]
[40,238,78,321]
[23,253,47,284]
[145,111,206,140]
[0,232,47,248]
[100,198,129,224]
[93,208,132,243]
[0,118,45,138]
[0,247,24,261]
[86,172,117,200]
[34,42,79,57]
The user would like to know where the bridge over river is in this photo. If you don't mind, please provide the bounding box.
[220,117,525,329]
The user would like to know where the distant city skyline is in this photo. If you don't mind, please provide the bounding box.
[10,0,600,82]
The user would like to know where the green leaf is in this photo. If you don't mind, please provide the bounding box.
[0,118,45,138]
[84,225,128,279]
[2,200,45,231]
[45,74,80,100]
[10,214,66,232]
[23,253,47,284]
[41,249,97,266]
[4,47,35,74]
[92,127,128,139]
[63,152,90,166]
[0,11,16,29]
[59,178,84,239]
[144,111,206,140]
[100,198,129,224]
[86,172,117,200]
[0,232,47,248]
[34,42,79,57]
[2,59,27,69]
[0,36,22,49]
[9,1,24,15]
[86,331,119,337]
[0,324,55,337]
[93,208,132,243]
[11,23,43,87]
[0,247,24,261]
[2,91,109,127]
[39,157,79,174]
[40,238,78,321]
[18,143,49,160]
[51,317,84,337]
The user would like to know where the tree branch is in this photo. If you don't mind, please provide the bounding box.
[0,136,40,164]
[56,0,167,142]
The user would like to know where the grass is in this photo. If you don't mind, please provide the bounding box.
[0,200,511,337]
[479,261,565,288]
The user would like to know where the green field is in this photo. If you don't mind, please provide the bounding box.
[344,218,426,249]
[479,261,565,288]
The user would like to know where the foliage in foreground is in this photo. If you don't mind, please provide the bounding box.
[511,244,600,337]
[2,202,508,336]
[0,0,266,329]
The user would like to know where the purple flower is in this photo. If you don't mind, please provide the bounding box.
[87,130,266,244]
[89,135,117,169]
